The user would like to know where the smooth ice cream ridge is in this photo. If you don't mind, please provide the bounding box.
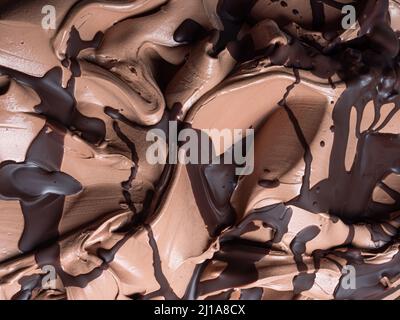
[0,0,400,300]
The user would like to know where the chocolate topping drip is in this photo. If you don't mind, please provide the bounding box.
[0,124,82,253]
[0,60,105,144]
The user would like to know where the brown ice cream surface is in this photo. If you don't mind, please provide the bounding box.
[1,0,400,300]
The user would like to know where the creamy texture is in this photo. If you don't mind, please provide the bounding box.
[1,0,400,300]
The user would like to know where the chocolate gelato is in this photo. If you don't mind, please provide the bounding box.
[1,0,400,300]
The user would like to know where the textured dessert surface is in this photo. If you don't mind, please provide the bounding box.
[0,0,400,300]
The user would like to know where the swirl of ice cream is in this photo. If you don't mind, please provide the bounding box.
[1,0,400,300]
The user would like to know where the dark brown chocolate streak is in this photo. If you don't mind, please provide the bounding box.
[103,108,181,300]
[239,287,263,300]
[182,0,400,300]
[13,161,176,299]
[12,21,171,298]
[11,274,43,300]
[359,0,391,36]
[0,67,105,145]
[222,203,293,245]
[6,0,400,301]
[184,204,292,299]
[269,1,400,225]
[278,69,314,204]
[272,0,400,299]
[141,225,179,300]
[310,0,326,30]
[196,240,266,297]
[133,116,244,299]
[185,137,240,237]
[290,226,321,295]
[64,26,103,77]
[211,0,257,56]
[110,120,139,214]
[309,0,360,31]
[0,123,81,254]
[8,26,110,299]
[205,289,234,300]
[64,26,105,144]
[0,27,106,144]
[290,79,400,223]
[11,91,171,299]
[183,261,210,300]
[6,125,93,299]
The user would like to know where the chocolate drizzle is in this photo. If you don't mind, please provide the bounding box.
[5,27,112,299]
[184,204,292,299]
[142,225,179,300]
[185,129,241,237]
[334,249,400,300]
[290,226,320,295]
[0,123,82,253]
[0,66,105,145]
